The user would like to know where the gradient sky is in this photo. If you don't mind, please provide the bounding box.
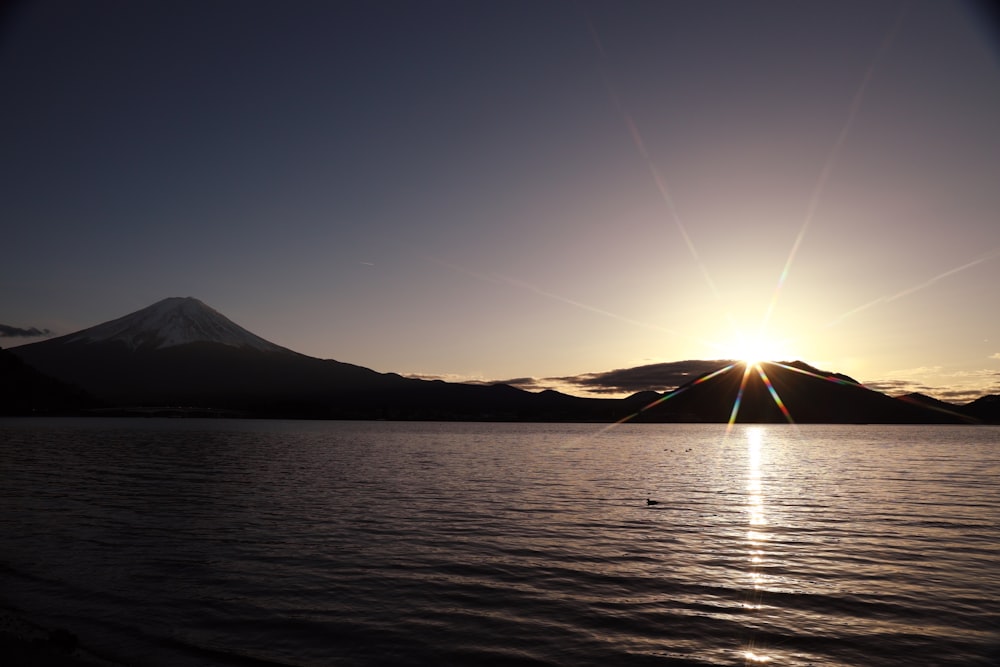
[3,0,999,402]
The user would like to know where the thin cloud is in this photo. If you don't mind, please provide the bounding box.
[882,365,944,378]
[866,367,1000,403]
[936,386,1000,404]
[409,362,737,397]
[990,353,1000,360]
[0,324,52,338]
[864,379,936,396]
[491,377,545,390]
[553,360,734,395]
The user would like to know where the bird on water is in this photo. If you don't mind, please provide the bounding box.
[646,498,660,506]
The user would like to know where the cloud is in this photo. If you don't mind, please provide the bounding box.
[403,372,542,390]
[880,365,944,378]
[405,362,737,397]
[990,353,1000,360]
[866,368,1000,404]
[551,360,735,395]
[864,379,936,396]
[935,386,1000,404]
[0,324,51,338]
[491,377,544,390]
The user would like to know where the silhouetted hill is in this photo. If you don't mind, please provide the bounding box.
[629,361,970,424]
[9,298,608,420]
[7,298,988,423]
[959,394,1000,424]
[0,347,100,415]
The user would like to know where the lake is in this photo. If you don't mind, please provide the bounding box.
[1,419,998,666]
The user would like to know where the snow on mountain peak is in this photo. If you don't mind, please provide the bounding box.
[67,297,289,352]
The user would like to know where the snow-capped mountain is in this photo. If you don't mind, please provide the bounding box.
[9,297,339,409]
[7,297,588,418]
[65,297,289,353]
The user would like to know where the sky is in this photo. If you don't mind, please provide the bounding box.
[2,0,999,402]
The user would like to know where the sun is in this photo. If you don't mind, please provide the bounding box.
[721,331,791,366]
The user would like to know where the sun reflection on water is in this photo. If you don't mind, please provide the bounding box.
[742,426,772,663]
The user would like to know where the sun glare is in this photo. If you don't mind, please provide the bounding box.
[724,332,790,366]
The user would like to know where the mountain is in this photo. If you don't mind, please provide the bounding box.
[60,296,289,353]
[8,297,990,422]
[9,297,603,420]
[11,297,403,414]
[959,394,1000,424]
[628,360,973,424]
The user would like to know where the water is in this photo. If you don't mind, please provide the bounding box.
[1,419,998,666]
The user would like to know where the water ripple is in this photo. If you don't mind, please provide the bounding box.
[1,419,998,666]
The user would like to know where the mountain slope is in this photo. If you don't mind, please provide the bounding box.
[959,394,1000,424]
[632,360,969,424]
[10,297,605,420]
[9,298,983,422]
[62,297,290,352]
[11,297,406,410]
[0,347,99,415]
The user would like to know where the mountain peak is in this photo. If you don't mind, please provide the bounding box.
[65,297,288,353]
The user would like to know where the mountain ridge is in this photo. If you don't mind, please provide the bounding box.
[8,298,997,423]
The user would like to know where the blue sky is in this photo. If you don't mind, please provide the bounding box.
[3,0,999,401]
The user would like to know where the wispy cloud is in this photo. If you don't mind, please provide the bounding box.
[865,366,1000,404]
[863,379,937,396]
[407,361,735,397]
[0,324,51,338]
[990,352,1000,361]
[550,360,734,395]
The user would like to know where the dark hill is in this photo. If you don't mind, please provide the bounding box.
[959,394,1000,424]
[630,361,969,424]
[0,347,99,415]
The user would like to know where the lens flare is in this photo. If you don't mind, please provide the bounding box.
[754,364,792,424]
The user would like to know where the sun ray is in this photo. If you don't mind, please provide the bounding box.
[585,8,733,340]
[770,361,860,387]
[426,255,713,343]
[825,247,1000,328]
[755,364,793,423]
[727,362,757,431]
[602,362,738,430]
[760,7,907,335]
